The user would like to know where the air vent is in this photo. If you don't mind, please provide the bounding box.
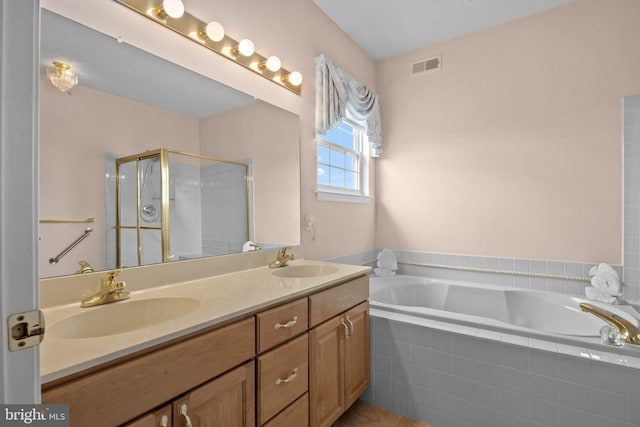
[411,55,441,76]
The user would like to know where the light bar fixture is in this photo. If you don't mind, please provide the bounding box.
[114,0,302,95]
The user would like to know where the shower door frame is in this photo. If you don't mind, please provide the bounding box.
[115,148,169,268]
[115,148,252,268]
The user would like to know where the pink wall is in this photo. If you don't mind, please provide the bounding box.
[199,101,300,246]
[40,78,199,277]
[375,0,640,264]
[43,0,377,261]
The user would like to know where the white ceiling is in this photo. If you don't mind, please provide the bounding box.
[313,0,575,61]
[41,10,254,118]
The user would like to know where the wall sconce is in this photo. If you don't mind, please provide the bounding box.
[46,61,79,92]
[115,0,302,95]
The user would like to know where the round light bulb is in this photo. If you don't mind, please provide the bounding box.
[205,21,224,42]
[265,56,281,72]
[162,0,184,18]
[288,71,303,86]
[237,39,255,57]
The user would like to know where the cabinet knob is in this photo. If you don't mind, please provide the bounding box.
[274,316,298,330]
[159,415,169,427]
[179,404,193,427]
[275,367,298,385]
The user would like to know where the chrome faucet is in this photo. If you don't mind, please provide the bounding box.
[81,270,130,308]
[269,247,295,269]
[580,302,640,344]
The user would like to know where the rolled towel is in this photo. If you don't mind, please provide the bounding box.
[600,271,623,296]
[374,267,396,277]
[589,263,623,296]
[585,286,617,304]
[589,263,620,279]
[377,249,397,271]
[591,275,610,292]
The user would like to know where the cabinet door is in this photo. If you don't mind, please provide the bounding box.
[173,361,255,427]
[343,302,370,409]
[309,315,345,427]
[122,405,172,427]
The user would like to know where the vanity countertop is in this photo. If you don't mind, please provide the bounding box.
[40,259,370,384]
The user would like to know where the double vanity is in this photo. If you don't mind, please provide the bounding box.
[40,252,370,427]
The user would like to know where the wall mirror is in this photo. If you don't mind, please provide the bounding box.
[39,9,301,278]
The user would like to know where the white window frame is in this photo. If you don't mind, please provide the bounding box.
[316,117,372,203]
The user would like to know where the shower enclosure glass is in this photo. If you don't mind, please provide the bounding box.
[114,149,251,268]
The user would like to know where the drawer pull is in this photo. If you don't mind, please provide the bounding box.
[341,318,350,338]
[275,368,298,385]
[180,404,193,427]
[274,316,298,330]
[160,415,169,427]
[345,315,355,336]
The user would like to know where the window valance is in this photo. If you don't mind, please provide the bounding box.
[315,54,383,157]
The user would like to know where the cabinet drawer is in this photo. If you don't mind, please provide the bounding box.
[309,275,369,327]
[257,333,309,425]
[263,393,309,427]
[257,298,308,353]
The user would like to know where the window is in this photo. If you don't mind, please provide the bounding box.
[316,118,370,202]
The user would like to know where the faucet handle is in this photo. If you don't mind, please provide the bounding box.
[279,247,294,257]
[102,270,123,286]
[77,260,94,274]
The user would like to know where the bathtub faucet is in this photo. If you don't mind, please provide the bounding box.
[579,302,640,344]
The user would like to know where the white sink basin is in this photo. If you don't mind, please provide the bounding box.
[49,297,200,339]
[272,265,339,278]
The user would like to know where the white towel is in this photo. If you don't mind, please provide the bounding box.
[588,263,623,297]
[376,249,397,270]
[585,286,617,304]
[374,267,396,277]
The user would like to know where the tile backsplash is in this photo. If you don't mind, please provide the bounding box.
[328,249,636,302]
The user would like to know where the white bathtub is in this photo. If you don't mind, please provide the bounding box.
[369,275,640,339]
[365,275,640,426]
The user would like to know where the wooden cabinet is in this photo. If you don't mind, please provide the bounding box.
[172,362,255,427]
[255,275,369,427]
[123,362,254,427]
[43,318,255,427]
[256,298,308,353]
[123,405,172,427]
[343,303,370,408]
[257,334,308,424]
[263,393,308,427]
[309,301,369,427]
[43,273,370,427]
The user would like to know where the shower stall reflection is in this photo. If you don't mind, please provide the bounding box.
[109,149,251,268]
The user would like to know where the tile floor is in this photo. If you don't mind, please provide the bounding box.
[334,400,433,427]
